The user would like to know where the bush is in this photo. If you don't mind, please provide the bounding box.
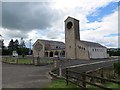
[113,62,120,76]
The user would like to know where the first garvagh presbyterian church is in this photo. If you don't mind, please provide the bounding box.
[33,16,108,60]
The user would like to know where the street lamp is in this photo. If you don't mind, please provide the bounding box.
[29,39,32,55]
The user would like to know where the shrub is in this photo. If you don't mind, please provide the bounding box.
[113,62,120,76]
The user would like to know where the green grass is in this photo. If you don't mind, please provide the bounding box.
[3,57,13,62]
[46,79,120,90]
[40,59,53,64]
[17,59,33,64]
[3,57,33,64]
[88,82,120,90]
[2,57,53,65]
[105,83,120,89]
[47,79,79,88]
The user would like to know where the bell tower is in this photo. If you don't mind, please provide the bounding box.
[65,16,80,59]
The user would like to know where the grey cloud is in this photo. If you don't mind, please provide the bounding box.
[0,2,2,27]
[45,30,62,39]
[2,2,60,31]
[4,29,28,39]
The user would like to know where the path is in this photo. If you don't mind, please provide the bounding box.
[2,63,52,88]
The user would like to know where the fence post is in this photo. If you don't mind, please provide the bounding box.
[100,68,104,83]
[16,57,18,64]
[66,68,69,86]
[82,72,86,88]
[59,58,62,76]
[6,57,7,62]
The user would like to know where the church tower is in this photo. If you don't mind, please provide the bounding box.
[65,16,80,59]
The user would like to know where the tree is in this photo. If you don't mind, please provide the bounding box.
[19,37,26,48]
[1,40,9,55]
[19,38,26,58]
[5,38,30,56]
[8,39,14,54]
[0,39,5,49]
[14,39,19,50]
[107,49,120,56]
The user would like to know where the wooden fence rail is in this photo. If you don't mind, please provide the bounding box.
[66,68,120,89]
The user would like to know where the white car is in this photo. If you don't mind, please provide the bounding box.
[12,51,18,57]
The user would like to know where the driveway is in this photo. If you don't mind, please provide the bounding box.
[2,63,52,88]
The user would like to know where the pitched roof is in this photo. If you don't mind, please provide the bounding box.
[80,40,106,48]
[33,39,106,48]
[37,39,65,46]
[64,16,79,22]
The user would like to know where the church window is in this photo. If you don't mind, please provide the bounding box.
[60,51,65,57]
[45,52,48,57]
[80,46,81,49]
[55,51,59,55]
[50,52,53,57]
[84,48,85,50]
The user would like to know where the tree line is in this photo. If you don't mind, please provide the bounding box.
[107,48,120,56]
[1,38,32,56]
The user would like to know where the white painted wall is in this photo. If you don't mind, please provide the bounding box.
[89,47,107,59]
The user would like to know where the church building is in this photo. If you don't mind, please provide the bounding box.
[33,39,65,58]
[33,16,108,60]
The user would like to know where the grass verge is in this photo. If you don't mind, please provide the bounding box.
[105,82,120,89]
[2,57,53,65]
[46,79,79,89]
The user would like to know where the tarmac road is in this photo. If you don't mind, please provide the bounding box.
[70,59,119,72]
[2,63,52,88]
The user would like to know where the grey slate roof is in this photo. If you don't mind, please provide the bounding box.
[34,39,106,48]
[39,39,65,46]
[80,40,106,48]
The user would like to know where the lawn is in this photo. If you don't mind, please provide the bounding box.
[17,59,33,64]
[2,56,53,65]
[46,79,79,89]
[2,57,33,64]
[39,59,53,64]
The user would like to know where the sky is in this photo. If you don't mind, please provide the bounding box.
[0,0,119,48]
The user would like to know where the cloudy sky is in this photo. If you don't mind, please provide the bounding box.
[1,0,119,48]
